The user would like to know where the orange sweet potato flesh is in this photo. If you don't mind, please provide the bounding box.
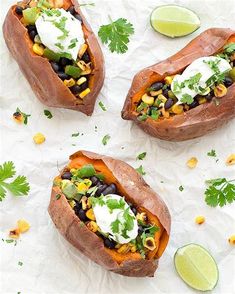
[3,0,104,116]
[48,150,171,277]
[122,28,235,141]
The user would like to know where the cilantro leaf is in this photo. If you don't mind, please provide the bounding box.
[98,101,107,111]
[207,149,217,157]
[98,17,134,54]
[179,185,184,192]
[44,110,53,119]
[136,165,146,176]
[137,152,146,160]
[106,198,125,212]
[205,178,235,207]
[181,94,194,105]
[0,162,30,201]
[102,134,110,145]
[111,219,120,233]
[223,43,235,54]
[72,132,80,137]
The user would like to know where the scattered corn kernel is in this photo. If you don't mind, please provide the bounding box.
[164,76,174,85]
[13,112,23,124]
[33,43,44,56]
[77,77,87,86]
[33,133,45,144]
[77,182,88,193]
[78,43,88,58]
[79,88,91,99]
[158,94,167,103]
[117,244,130,254]
[214,84,227,98]
[226,154,235,165]
[86,208,96,221]
[136,212,148,224]
[141,94,154,105]
[228,235,235,245]
[144,237,156,251]
[172,104,184,114]
[198,97,207,104]
[87,221,99,233]
[9,228,20,239]
[115,244,122,249]
[187,157,198,169]
[150,89,162,96]
[69,200,76,209]
[130,244,137,253]
[83,179,92,187]
[81,196,88,210]
[161,108,170,118]
[195,216,205,225]
[17,219,30,233]
[63,78,75,87]
[77,60,87,71]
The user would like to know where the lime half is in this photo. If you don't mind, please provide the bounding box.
[174,244,219,291]
[150,5,200,38]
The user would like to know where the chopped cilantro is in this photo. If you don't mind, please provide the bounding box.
[181,94,194,105]
[207,149,217,157]
[72,132,80,137]
[135,165,146,176]
[179,185,184,192]
[102,134,110,145]
[111,219,120,233]
[137,152,146,160]
[106,197,125,212]
[44,109,53,119]
[98,101,107,111]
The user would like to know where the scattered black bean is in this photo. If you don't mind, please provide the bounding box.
[59,57,72,67]
[104,238,116,249]
[131,206,137,215]
[165,98,174,109]
[74,13,83,22]
[74,202,82,215]
[90,176,100,186]
[102,184,117,196]
[79,81,89,92]
[27,25,37,33]
[67,5,76,15]
[189,100,199,109]
[77,209,87,221]
[15,6,23,15]
[204,92,214,101]
[57,72,70,80]
[50,62,61,73]
[150,82,163,91]
[61,171,72,180]
[96,184,108,196]
[29,30,37,41]
[224,77,233,87]
[82,52,90,63]
[70,85,82,95]
[163,88,170,98]
[138,226,144,235]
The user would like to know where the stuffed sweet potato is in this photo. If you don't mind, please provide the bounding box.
[122,28,235,141]
[48,150,171,277]
[3,0,104,115]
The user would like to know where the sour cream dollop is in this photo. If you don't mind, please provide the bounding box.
[171,56,232,103]
[35,9,84,60]
[92,194,138,244]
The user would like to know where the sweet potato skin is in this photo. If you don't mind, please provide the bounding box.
[48,150,171,277]
[122,28,235,141]
[2,0,104,116]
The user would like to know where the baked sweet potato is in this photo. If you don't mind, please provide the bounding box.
[48,150,171,277]
[3,0,104,115]
[122,28,235,141]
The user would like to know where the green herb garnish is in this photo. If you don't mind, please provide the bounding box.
[15,108,31,125]
[181,94,194,105]
[111,219,121,233]
[98,17,134,54]
[106,197,125,213]
[18,261,23,266]
[72,164,96,179]
[207,149,217,157]
[136,102,148,113]
[0,162,30,201]
[135,165,146,176]
[179,185,184,192]
[72,132,80,137]
[44,109,53,119]
[223,43,235,54]
[102,134,111,145]
[98,101,107,111]
[137,152,146,160]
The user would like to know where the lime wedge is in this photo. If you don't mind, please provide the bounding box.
[174,244,219,291]
[150,5,200,38]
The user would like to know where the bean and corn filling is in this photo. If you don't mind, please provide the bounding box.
[136,43,235,121]
[15,0,92,99]
[54,164,159,259]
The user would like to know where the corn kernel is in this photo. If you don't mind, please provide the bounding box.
[144,237,156,251]
[81,196,88,210]
[117,244,130,254]
[77,183,88,193]
[69,200,76,209]
[9,228,20,239]
[214,84,227,98]
[77,60,86,71]
[164,76,174,85]
[17,219,30,233]
[136,212,148,224]
[172,104,184,114]
[83,179,92,187]
[226,154,235,165]
[158,94,167,103]
[77,77,87,86]
[86,208,96,221]
[87,221,99,233]
[130,244,137,253]
[33,43,44,56]
[150,89,162,96]
[79,88,91,99]
[33,133,45,144]
[187,157,198,169]
[13,112,23,124]
[195,216,205,225]
[228,235,235,245]
[63,78,75,87]
[141,93,154,105]
[78,43,88,58]
[198,97,207,104]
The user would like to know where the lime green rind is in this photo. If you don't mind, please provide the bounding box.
[174,244,219,292]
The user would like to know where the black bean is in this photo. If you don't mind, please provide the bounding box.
[189,100,199,109]
[61,171,72,180]
[77,209,87,221]
[70,85,82,95]
[224,77,233,87]
[90,176,100,186]
[150,82,163,91]
[204,92,214,101]
[79,81,89,92]
[57,72,70,80]
[131,206,137,215]
[104,238,116,249]
[74,202,82,214]
[96,184,108,196]
[27,25,37,33]
[164,98,174,109]
[67,5,76,15]
[163,88,169,98]
[138,226,144,235]
[74,13,83,22]
[50,62,61,73]
[15,6,23,15]
[59,57,72,67]
[29,30,37,41]
[102,184,117,196]
[82,52,90,63]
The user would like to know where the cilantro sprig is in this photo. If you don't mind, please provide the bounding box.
[98,17,134,54]
[205,178,235,207]
[0,162,30,201]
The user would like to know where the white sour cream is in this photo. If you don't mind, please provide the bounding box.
[35,9,84,60]
[171,56,232,103]
[92,194,138,244]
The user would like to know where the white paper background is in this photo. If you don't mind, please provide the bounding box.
[0,0,235,293]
